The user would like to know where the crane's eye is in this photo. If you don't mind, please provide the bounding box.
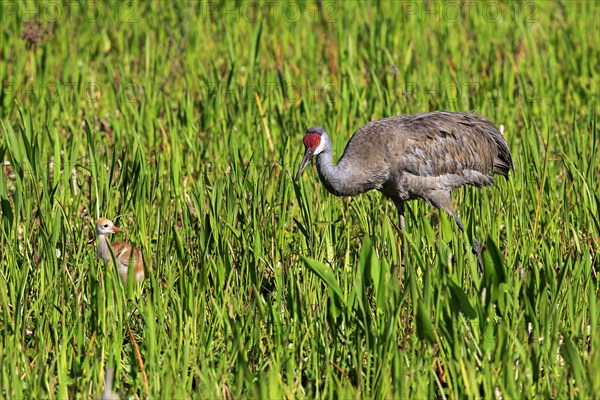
[103,224,109,228]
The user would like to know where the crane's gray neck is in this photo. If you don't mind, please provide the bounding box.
[314,135,351,196]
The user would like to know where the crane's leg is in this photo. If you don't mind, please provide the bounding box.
[392,199,406,267]
[430,190,484,269]
[450,210,484,268]
[451,210,484,269]
[394,199,406,232]
[451,211,465,232]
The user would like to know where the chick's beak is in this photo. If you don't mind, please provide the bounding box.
[295,147,314,182]
[111,225,124,233]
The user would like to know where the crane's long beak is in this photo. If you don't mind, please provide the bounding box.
[111,225,124,233]
[295,147,314,182]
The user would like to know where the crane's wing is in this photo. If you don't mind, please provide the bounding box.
[381,112,513,179]
[110,242,133,266]
[111,242,146,277]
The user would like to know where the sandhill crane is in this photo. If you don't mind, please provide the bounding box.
[95,218,146,284]
[295,111,513,257]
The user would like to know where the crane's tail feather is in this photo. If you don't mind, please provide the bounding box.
[492,143,513,179]
[459,112,514,179]
[490,129,514,179]
[464,113,514,179]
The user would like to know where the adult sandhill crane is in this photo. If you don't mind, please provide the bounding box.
[295,111,513,255]
[95,218,146,285]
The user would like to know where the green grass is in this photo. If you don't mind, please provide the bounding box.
[1,1,598,398]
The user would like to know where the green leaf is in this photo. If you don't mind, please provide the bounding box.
[560,337,585,386]
[422,217,436,246]
[440,212,453,242]
[486,237,506,284]
[376,258,389,310]
[416,302,435,344]
[482,235,507,293]
[358,235,372,281]
[301,256,344,306]
[448,280,477,319]
[481,323,496,353]
[370,251,380,293]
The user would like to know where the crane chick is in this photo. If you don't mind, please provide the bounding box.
[95,218,146,284]
[295,111,513,241]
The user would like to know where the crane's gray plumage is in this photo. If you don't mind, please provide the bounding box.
[296,111,513,235]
